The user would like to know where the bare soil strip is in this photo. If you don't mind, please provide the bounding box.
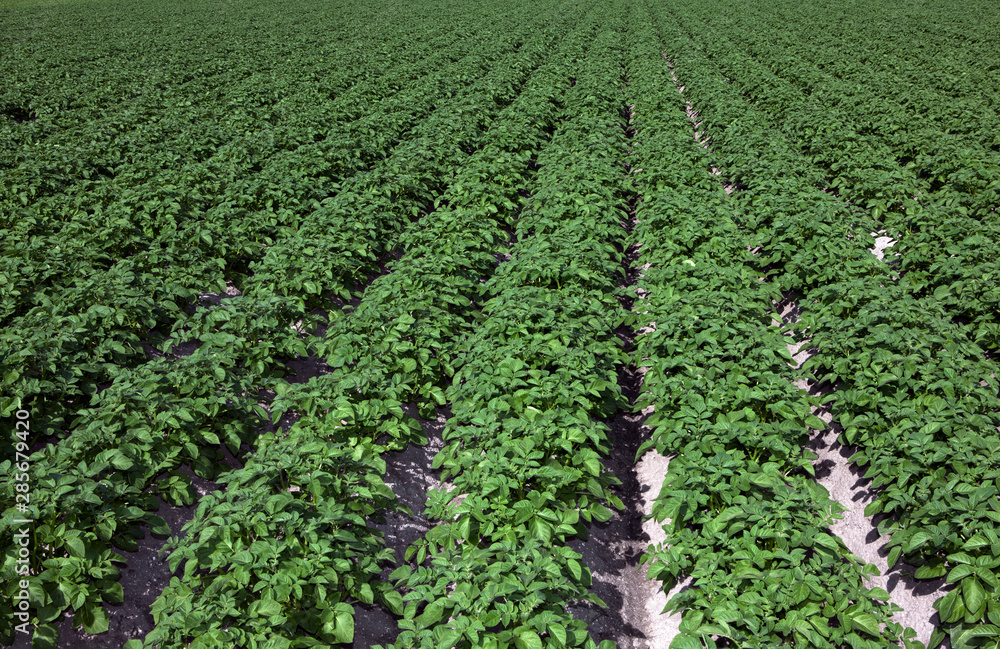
[666,60,734,194]
[769,223,938,647]
[776,295,947,646]
[43,283,334,649]
[572,89,682,648]
[354,407,451,648]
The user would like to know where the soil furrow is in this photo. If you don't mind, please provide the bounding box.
[570,61,681,645]
[775,295,948,646]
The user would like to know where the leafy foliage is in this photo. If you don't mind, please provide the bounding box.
[2,0,997,646]
[651,0,1000,645]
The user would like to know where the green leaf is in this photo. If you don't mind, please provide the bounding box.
[707,506,743,535]
[81,602,110,634]
[813,532,840,552]
[976,566,1000,590]
[844,632,871,649]
[232,551,254,565]
[963,577,987,622]
[262,637,291,649]
[947,564,976,583]
[867,587,890,601]
[950,623,1000,649]
[435,627,463,649]
[65,536,86,558]
[33,624,59,649]
[806,414,827,429]
[887,545,902,569]
[38,604,65,624]
[332,610,354,644]
[669,634,705,649]
[416,600,445,627]
[566,558,582,581]
[937,589,966,624]
[916,562,949,580]
[529,517,552,543]
[103,581,125,604]
[547,622,567,647]
[850,612,881,637]
[383,590,404,616]
[590,504,613,523]
[388,565,412,582]
[514,630,542,649]
[905,531,932,553]
[147,514,171,536]
[255,598,283,617]
[949,552,976,565]
[963,535,992,551]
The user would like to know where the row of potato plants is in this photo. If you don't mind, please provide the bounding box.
[670,2,1000,486]
[664,0,1000,583]
[625,5,917,648]
[379,4,634,648]
[0,1,588,645]
[661,0,1000,349]
[2,5,471,291]
[770,23,1000,355]
[702,0,1000,149]
[651,4,1000,648]
[2,0,572,511]
[241,4,577,310]
[805,0,1000,109]
[0,0,544,438]
[1,0,473,221]
[671,0,1000,159]
[0,5,496,479]
[117,6,607,648]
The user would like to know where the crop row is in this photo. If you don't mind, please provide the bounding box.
[3,0,997,647]
[625,3,916,647]
[0,0,548,438]
[382,4,632,647]
[97,4,612,648]
[1,0,472,214]
[0,0,593,644]
[704,0,1000,146]
[652,1,1000,646]
[661,0,1000,345]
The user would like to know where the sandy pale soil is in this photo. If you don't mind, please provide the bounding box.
[563,381,678,649]
[777,229,948,648]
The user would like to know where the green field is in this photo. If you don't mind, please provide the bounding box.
[2,0,1000,647]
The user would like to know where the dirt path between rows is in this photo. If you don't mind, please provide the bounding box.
[570,92,682,648]
[778,264,947,646]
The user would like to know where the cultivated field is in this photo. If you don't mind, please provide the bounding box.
[2,0,999,647]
